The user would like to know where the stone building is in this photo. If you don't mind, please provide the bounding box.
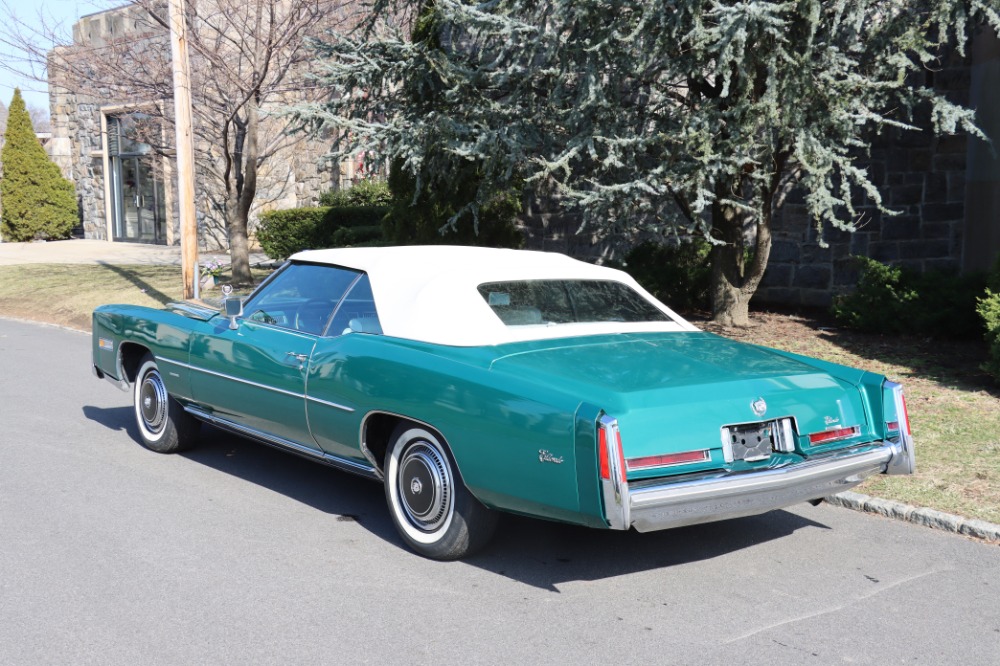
[758,27,1000,307]
[47,3,358,248]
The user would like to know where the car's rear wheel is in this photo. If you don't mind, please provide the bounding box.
[384,424,497,560]
[133,353,198,453]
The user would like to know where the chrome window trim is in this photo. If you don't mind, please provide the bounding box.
[156,356,355,413]
[238,318,321,340]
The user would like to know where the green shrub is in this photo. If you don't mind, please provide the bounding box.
[979,290,1000,381]
[320,179,392,208]
[979,257,1000,381]
[832,256,986,339]
[611,239,712,313]
[0,89,77,241]
[257,205,386,260]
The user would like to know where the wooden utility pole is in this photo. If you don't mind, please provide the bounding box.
[168,0,198,299]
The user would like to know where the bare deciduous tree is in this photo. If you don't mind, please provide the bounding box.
[1,0,351,284]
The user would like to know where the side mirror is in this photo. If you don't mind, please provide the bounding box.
[222,285,242,329]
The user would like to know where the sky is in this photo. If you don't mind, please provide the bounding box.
[0,0,116,113]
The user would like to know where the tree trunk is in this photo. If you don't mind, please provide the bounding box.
[227,98,259,286]
[710,190,773,328]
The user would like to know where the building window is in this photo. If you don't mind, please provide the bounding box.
[106,114,167,244]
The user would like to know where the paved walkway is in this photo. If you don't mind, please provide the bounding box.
[0,238,270,267]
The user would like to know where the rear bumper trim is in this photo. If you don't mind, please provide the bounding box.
[623,443,897,532]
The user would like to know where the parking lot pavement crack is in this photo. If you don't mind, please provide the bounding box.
[723,568,951,644]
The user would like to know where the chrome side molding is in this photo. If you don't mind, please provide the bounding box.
[184,405,378,480]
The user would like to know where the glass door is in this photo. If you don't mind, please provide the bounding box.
[107,114,167,244]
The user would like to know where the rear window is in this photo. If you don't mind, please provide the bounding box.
[478,280,668,326]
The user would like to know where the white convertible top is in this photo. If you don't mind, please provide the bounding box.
[291,246,697,346]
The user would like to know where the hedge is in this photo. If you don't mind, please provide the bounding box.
[256,206,386,260]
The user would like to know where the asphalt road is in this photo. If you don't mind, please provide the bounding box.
[1,317,998,665]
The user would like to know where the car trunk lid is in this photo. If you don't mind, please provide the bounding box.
[489,333,871,477]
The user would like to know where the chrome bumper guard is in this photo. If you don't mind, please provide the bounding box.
[605,441,906,533]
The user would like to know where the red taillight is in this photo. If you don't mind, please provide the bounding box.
[627,450,710,470]
[886,383,912,437]
[808,425,860,445]
[598,420,626,483]
[598,427,610,480]
[900,394,912,436]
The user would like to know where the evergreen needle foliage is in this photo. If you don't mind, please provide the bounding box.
[297,0,1000,324]
[0,89,77,242]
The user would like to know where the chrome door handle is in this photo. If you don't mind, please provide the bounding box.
[286,352,308,363]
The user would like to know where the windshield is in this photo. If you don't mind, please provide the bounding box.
[478,280,669,326]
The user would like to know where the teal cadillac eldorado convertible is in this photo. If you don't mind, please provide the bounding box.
[92,246,915,559]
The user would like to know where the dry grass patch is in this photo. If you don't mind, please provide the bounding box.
[0,264,185,331]
[0,263,266,331]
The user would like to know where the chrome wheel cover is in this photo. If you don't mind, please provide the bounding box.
[397,440,453,533]
[138,369,168,435]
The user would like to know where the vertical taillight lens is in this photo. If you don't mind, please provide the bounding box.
[599,419,626,483]
[598,426,610,479]
[899,393,912,436]
[886,382,912,437]
[884,380,916,475]
[598,414,630,529]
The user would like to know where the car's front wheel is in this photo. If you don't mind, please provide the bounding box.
[133,353,198,453]
[384,424,497,560]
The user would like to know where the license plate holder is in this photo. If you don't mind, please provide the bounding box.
[723,421,777,462]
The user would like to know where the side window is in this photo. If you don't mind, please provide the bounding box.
[328,274,382,336]
[243,263,361,335]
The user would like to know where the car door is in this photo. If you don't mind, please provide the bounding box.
[305,272,384,463]
[188,262,362,450]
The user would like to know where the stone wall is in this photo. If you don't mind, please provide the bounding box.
[757,37,996,308]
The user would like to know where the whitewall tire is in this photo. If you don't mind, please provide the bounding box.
[133,353,198,453]
[384,424,497,560]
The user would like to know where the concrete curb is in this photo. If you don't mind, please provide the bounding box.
[828,491,1000,543]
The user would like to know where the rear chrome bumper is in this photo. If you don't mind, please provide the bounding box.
[608,441,907,533]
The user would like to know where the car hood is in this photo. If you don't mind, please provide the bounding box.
[488,332,871,466]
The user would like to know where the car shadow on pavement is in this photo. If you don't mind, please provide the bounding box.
[474,510,828,590]
[83,405,141,440]
[81,407,831,589]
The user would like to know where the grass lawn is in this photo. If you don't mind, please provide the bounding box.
[0,263,262,330]
[2,263,998,525]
